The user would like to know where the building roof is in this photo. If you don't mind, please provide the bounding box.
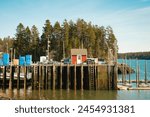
[71,49,87,55]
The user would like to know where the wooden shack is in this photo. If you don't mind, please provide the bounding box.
[71,49,87,64]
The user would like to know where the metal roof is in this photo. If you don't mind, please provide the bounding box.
[71,49,87,55]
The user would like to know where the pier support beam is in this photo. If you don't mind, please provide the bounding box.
[67,64,70,90]
[74,64,76,90]
[24,66,27,90]
[2,66,7,89]
[17,66,20,90]
[60,64,62,89]
[81,64,83,90]
[52,65,56,90]
[9,66,14,90]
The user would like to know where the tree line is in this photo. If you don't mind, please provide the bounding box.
[118,52,150,60]
[0,19,117,62]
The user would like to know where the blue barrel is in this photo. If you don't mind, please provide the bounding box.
[25,55,32,65]
[0,59,3,66]
[2,53,9,66]
[19,56,25,66]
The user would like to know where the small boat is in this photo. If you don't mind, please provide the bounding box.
[138,83,149,87]
[122,83,132,87]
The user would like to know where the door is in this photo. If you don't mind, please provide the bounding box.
[72,55,77,64]
[82,55,87,62]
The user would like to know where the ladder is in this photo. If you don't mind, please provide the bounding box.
[89,65,95,90]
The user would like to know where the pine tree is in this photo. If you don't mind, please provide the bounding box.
[62,19,69,58]
[14,23,26,57]
[52,21,62,61]
[31,25,40,62]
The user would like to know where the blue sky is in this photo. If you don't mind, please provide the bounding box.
[0,0,150,53]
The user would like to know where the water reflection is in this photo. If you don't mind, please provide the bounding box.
[1,87,150,100]
[0,87,117,100]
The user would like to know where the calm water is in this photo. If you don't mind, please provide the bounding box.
[0,59,150,100]
[118,59,150,81]
[1,88,150,100]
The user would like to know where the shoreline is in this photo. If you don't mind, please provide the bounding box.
[0,92,11,100]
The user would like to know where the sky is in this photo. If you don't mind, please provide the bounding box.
[0,0,150,53]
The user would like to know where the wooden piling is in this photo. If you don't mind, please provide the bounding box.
[42,65,45,89]
[94,64,97,90]
[122,59,125,84]
[138,65,140,87]
[74,64,76,90]
[60,63,62,89]
[129,59,131,84]
[124,59,127,83]
[81,64,83,90]
[67,64,70,90]
[107,64,110,90]
[97,65,100,90]
[39,65,42,89]
[88,64,91,90]
[17,66,20,90]
[24,66,27,90]
[33,65,37,89]
[45,66,48,89]
[145,60,147,84]
[9,66,14,90]
[31,66,34,89]
[47,66,51,89]
[52,65,55,90]
[136,60,138,87]
[2,66,7,89]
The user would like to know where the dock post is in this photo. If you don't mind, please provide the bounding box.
[42,65,45,89]
[81,64,83,90]
[97,65,100,90]
[9,66,14,90]
[60,63,62,89]
[2,66,7,89]
[48,66,51,89]
[88,64,91,90]
[107,63,110,90]
[45,65,48,89]
[94,63,98,90]
[67,64,70,90]
[24,66,27,90]
[129,59,131,84]
[138,65,140,87]
[114,63,118,90]
[74,64,76,90]
[52,64,55,90]
[136,59,138,87]
[39,65,41,89]
[17,66,20,90]
[124,58,127,84]
[122,59,125,84]
[33,65,37,89]
[145,60,147,84]
[31,66,34,89]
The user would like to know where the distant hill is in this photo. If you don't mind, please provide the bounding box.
[118,51,150,60]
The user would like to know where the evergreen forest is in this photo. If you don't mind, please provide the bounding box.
[0,19,118,62]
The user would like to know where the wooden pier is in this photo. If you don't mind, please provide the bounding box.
[0,64,117,90]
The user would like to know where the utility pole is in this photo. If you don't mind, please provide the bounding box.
[114,40,118,89]
[10,48,13,66]
[6,43,8,53]
[63,40,65,59]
